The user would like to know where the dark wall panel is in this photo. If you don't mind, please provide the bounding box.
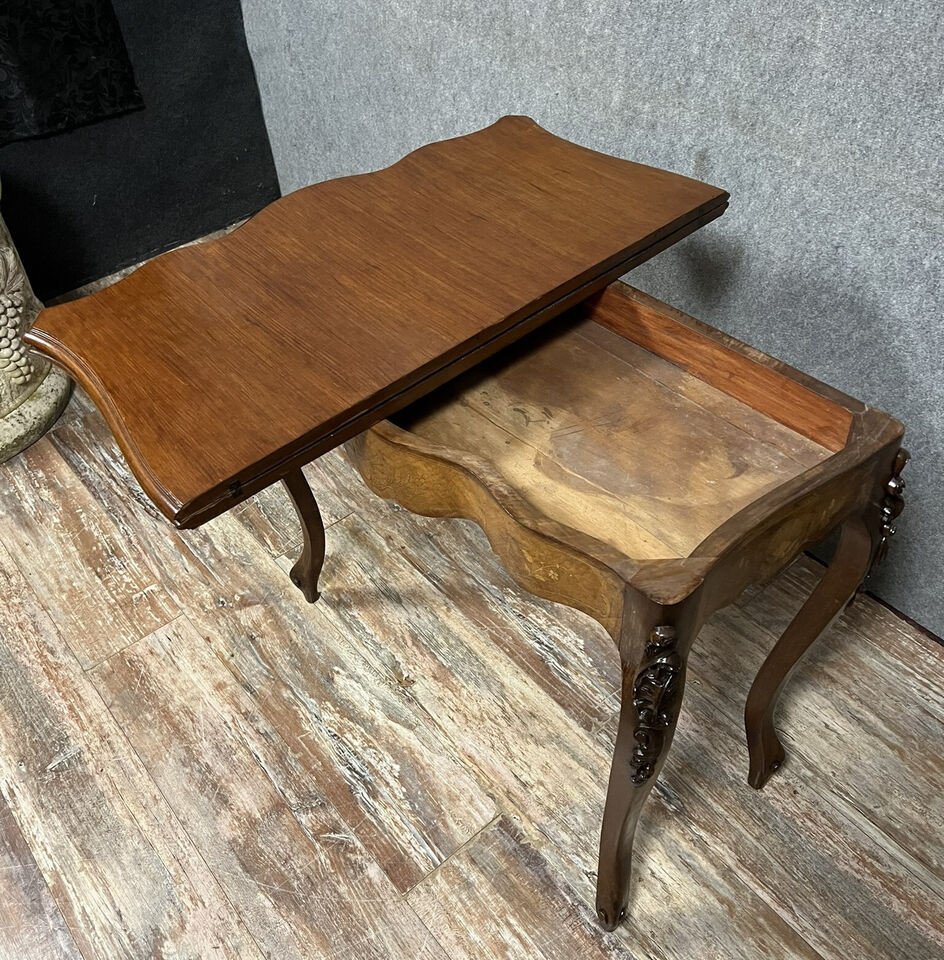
[0,0,279,301]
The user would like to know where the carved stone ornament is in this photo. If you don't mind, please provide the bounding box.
[630,624,683,785]
[0,182,71,463]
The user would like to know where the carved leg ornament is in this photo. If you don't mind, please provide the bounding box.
[629,626,683,784]
[596,624,686,931]
[872,448,909,571]
[282,468,326,603]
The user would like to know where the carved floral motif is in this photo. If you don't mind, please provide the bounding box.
[630,625,683,785]
[874,448,910,568]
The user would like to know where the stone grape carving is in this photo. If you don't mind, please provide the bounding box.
[0,220,46,417]
[0,183,71,463]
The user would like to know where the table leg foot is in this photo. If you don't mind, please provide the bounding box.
[596,621,691,930]
[745,512,875,789]
[281,468,326,603]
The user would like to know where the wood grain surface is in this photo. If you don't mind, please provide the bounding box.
[0,540,260,959]
[0,390,940,958]
[390,310,832,561]
[90,616,448,960]
[25,116,726,527]
[0,795,81,960]
[584,284,856,450]
[346,278,899,699]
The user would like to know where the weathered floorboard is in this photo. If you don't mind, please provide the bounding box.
[89,615,448,960]
[0,401,941,958]
[407,816,642,960]
[0,542,261,959]
[229,450,358,559]
[330,480,620,730]
[0,794,82,960]
[596,667,944,960]
[0,438,178,670]
[45,405,499,892]
[745,558,944,723]
[697,589,944,878]
[300,512,828,960]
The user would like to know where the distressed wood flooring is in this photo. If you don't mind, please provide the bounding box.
[0,390,941,959]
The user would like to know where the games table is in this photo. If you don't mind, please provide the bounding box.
[25,117,907,930]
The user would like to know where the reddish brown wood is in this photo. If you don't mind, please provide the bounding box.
[25,116,726,528]
[744,514,876,789]
[585,284,854,450]
[281,469,325,603]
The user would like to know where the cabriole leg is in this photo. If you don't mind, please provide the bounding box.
[281,468,326,603]
[746,447,907,788]
[596,619,694,931]
[744,512,877,789]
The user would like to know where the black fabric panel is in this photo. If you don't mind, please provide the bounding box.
[0,0,143,145]
[0,0,279,301]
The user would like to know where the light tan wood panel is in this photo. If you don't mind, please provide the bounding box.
[394,397,678,559]
[350,422,629,636]
[0,543,261,959]
[587,284,853,450]
[46,406,499,891]
[397,317,829,561]
[575,322,828,469]
[89,615,447,960]
[0,795,82,960]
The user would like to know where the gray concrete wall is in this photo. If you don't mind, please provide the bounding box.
[241,1,943,635]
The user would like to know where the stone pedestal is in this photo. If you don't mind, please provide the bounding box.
[0,188,72,463]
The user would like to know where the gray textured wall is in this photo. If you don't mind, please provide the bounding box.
[241,1,943,635]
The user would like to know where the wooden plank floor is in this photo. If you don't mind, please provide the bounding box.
[0,390,941,959]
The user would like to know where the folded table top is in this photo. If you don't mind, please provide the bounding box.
[27,116,728,527]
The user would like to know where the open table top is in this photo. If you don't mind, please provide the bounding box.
[26,116,727,527]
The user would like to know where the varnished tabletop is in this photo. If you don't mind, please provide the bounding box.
[27,116,727,527]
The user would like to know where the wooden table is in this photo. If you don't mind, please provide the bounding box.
[24,117,906,931]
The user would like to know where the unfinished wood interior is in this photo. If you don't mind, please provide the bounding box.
[394,286,842,562]
[583,284,855,450]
